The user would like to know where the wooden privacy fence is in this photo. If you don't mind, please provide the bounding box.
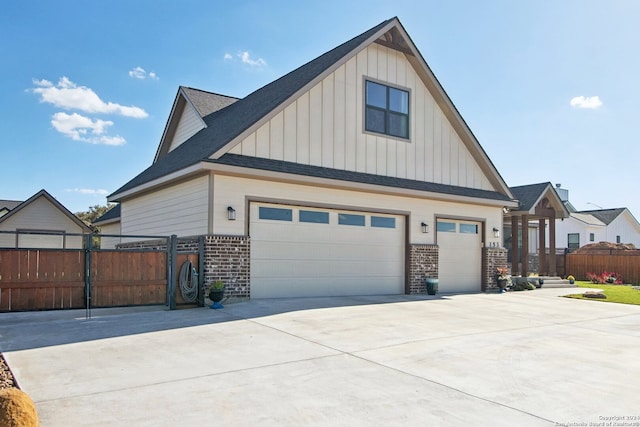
[0,234,204,312]
[566,251,640,284]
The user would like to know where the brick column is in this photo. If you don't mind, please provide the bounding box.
[483,247,508,292]
[408,244,438,294]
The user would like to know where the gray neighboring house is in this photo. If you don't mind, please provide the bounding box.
[106,17,519,299]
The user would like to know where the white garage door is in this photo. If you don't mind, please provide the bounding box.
[437,219,482,293]
[250,202,405,298]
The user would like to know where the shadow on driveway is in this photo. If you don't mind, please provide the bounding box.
[0,293,451,352]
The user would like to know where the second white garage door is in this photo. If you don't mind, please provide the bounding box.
[250,202,405,298]
[437,219,482,293]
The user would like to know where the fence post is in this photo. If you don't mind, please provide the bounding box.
[198,235,205,307]
[84,234,93,319]
[168,235,178,310]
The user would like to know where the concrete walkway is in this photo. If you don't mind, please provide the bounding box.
[1,288,639,426]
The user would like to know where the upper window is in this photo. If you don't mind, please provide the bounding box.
[589,233,595,242]
[365,80,409,139]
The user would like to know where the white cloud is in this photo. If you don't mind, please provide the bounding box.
[51,112,126,146]
[570,95,603,109]
[128,66,159,80]
[65,188,109,195]
[238,51,266,67]
[224,51,267,67]
[31,77,148,118]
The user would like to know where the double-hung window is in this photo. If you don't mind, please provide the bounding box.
[365,80,409,139]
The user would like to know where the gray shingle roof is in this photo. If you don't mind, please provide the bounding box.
[93,204,121,224]
[110,18,393,198]
[181,87,238,117]
[509,183,552,211]
[0,200,22,211]
[213,154,512,202]
[578,208,625,225]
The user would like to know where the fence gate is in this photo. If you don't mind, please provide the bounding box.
[0,232,205,312]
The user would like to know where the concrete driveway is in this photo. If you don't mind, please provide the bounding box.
[1,288,639,426]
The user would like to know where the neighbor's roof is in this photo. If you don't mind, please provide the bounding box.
[110,18,394,198]
[93,204,121,225]
[579,208,626,225]
[570,212,606,226]
[0,200,22,212]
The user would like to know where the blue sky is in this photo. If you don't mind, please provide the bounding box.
[2,0,639,217]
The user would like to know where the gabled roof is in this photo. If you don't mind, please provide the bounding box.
[93,204,121,225]
[0,189,92,232]
[110,17,514,204]
[0,200,22,212]
[579,208,627,225]
[181,87,239,118]
[570,212,606,226]
[509,182,569,218]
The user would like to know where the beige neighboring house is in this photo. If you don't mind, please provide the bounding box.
[0,189,91,249]
[107,17,519,299]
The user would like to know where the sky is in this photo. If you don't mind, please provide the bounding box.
[1,0,639,217]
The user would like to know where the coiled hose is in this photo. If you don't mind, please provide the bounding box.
[179,261,198,303]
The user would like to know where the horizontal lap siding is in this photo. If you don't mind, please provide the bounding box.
[232,43,492,192]
[121,175,209,237]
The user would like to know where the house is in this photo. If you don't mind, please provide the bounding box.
[554,197,640,250]
[0,189,91,249]
[505,183,569,276]
[92,204,121,249]
[107,17,518,299]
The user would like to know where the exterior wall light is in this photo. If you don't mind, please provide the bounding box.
[421,222,429,233]
[227,206,236,221]
[493,227,500,238]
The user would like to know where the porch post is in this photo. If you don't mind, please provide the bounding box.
[521,214,529,276]
[549,214,557,275]
[538,218,546,275]
[511,215,519,274]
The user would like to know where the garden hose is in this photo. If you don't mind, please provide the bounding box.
[179,261,198,303]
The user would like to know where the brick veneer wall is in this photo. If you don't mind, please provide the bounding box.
[202,235,250,299]
[409,244,438,294]
[483,247,508,291]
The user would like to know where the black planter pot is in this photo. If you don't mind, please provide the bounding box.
[209,289,224,303]
[425,278,438,295]
[497,278,508,290]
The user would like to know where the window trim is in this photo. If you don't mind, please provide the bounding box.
[363,77,411,141]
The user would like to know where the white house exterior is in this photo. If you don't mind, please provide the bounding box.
[0,189,91,249]
[108,18,518,298]
[555,208,640,250]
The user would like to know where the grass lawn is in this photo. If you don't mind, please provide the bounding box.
[564,281,640,306]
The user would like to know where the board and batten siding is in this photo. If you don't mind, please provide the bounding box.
[0,196,85,248]
[228,43,491,191]
[168,103,205,153]
[121,175,209,238]
[212,174,503,246]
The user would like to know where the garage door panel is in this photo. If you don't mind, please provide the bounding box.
[250,203,404,298]
[437,220,481,293]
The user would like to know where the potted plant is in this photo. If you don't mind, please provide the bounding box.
[567,275,575,285]
[496,267,512,293]
[207,280,225,309]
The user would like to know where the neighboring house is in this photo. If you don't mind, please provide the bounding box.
[0,189,91,248]
[92,204,121,249]
[557,207,640,250]
[107,17,518,298]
